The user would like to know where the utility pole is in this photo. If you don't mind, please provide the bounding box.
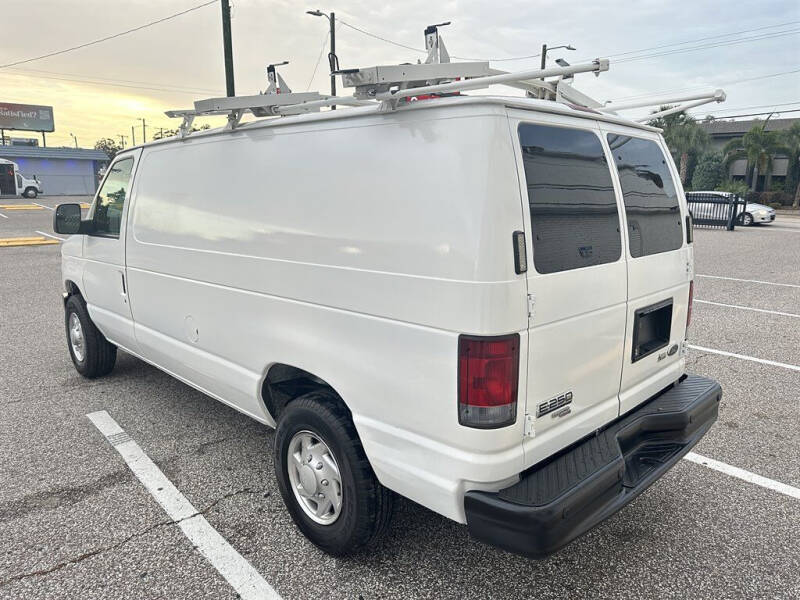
[221,0,235,96]
[69,133,78,148]
[118,134,127,149]
[41,132,46,147]
[131,125,136,146]
[138,118,147,143]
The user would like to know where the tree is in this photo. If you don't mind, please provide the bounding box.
[691,152,725,191]
[152,123,211,140]
[780,121,800,208]
[649,108,709,184]
[722,121,786,192]
[94,138,121,160]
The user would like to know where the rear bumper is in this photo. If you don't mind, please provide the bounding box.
[464,374,721,558]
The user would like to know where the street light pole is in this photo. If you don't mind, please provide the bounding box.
[221,0,235,96]
[306,9,338,107]
[539,43,576,98]
[138,118,147,143]
[69,133,78,148]
[118,134,127,149]
[131,125,136,146]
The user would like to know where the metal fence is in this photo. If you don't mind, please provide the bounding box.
[686,192,745,231]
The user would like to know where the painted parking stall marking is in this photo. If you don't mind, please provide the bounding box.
[35,230,65,242]
[0,236,60,247]
[684,453,800,500]
[87,410,281,600]
[695,299,800,319]
[0,203,44,211]
[696,274,800,289]
[32,202,54,211]
[688,344,800,373]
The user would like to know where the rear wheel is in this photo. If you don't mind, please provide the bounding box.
[274,392,393,555]
[65,294,117,378]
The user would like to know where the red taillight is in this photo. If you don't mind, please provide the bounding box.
[458,334,520,429]
[686,280,694,332]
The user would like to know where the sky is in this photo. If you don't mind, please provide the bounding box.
[1,0,798,149]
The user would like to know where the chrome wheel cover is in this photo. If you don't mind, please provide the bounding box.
[287,430,343,525]
[68,312,85,362]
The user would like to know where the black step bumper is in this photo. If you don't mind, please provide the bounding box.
[464,374,721,558]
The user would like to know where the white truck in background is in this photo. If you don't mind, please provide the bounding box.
[0,158,43,198]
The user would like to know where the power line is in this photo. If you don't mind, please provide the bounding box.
[1,69,222,96]
[616,29,800,63]
[578,20,800,62]
[0,0,217,69]
[694,101,800,114]
[609,68,800,102]
[690,109,800,119]
[6,66,223,95]
[306,28,331,91]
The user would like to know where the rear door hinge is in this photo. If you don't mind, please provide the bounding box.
[524,413,535,437]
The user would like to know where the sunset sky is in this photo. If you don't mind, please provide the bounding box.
[2,0,798,149]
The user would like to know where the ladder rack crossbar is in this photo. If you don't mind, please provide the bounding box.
[601,89,725,113]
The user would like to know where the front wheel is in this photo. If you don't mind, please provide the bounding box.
[65,294,117,378]
[274,392,393,555]
[24,187,38,199]
[741,212,753,226]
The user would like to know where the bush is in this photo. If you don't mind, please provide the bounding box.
[744,191,793,206]
[768,180,786,192]
[691,152,725,190]
[769,202,783,210]
[716,180,749,198]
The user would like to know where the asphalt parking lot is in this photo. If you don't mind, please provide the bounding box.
[1,196,798,600]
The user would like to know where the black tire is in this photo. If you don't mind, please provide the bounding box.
[274,392,393,555]
[24,187,37,199]
[741,212,753,226]
[64,294,117,378]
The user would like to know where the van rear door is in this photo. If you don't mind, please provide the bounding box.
[508,112,628,466]
[601,126,691,414]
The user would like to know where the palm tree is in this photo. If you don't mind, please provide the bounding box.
[723,122,785,191]
[649,109,709,184]
[780,122,800,208]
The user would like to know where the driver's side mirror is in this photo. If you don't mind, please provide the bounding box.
[53,203,92,235]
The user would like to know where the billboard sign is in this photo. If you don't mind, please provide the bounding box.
[0,103,55,132]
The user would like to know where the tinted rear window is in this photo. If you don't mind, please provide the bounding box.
[607,135,683,258]
[519,123,621,274]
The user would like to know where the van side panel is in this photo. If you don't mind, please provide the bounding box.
[124,108,528,522]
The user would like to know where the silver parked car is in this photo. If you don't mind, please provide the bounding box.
[687,191,776,226]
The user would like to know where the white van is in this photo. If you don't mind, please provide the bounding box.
[54,93,721,557]
[0,158,42,198]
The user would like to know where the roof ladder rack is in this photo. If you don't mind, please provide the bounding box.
[600,89,727,122]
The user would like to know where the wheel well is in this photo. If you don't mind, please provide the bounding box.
[65,280,82,298]
[261,364,347,422]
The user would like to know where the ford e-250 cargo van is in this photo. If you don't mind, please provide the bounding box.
[53,74,721,557]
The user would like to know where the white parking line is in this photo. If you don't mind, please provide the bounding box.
[32,202,54,211]
[87,410,281,600]
[35,230,65,241]
[695,299,800,319]
[688,344,800,373]
[684,453,800,500]
[696,274,800,289]
[0,212,7,219]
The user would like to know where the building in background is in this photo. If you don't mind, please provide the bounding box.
[698,117,797,190]
[0,145,108,195]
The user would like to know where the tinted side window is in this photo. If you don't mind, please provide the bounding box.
[519,123,621,274]
[607,135,682,258]
[93,158,133,237]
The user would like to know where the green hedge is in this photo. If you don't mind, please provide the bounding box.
[745,191,794,206]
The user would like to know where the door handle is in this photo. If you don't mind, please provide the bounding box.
[120,272,127,303]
